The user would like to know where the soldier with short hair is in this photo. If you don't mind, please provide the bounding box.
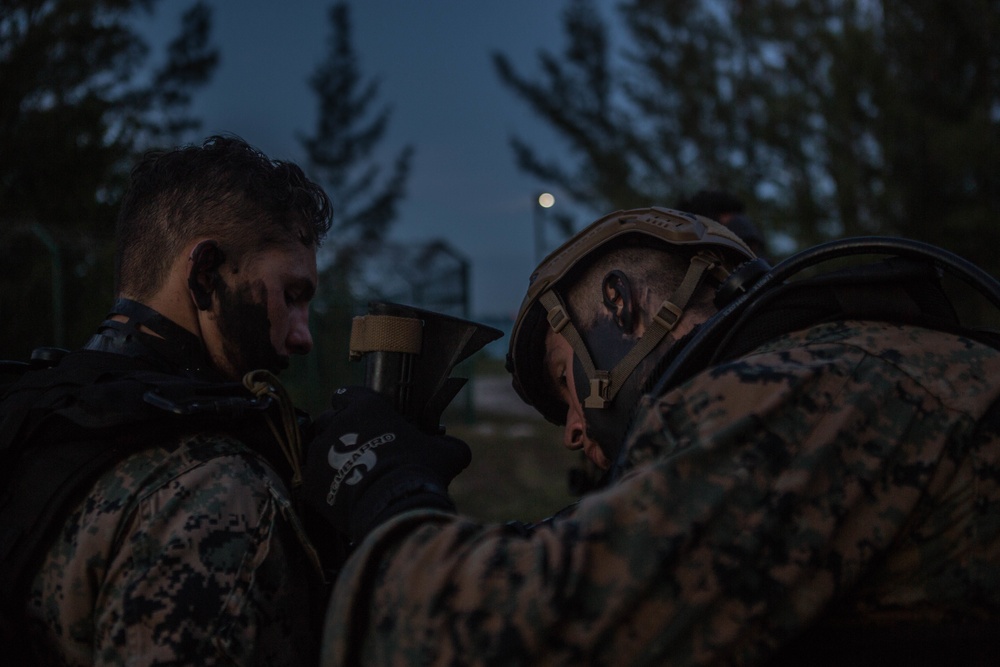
[2,135,335,665]
[307,207,1000,666]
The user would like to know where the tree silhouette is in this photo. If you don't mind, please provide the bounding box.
[495,0,1000,272]
[290,1,415,413]
[299,1,414,274]
[1,0,218,357]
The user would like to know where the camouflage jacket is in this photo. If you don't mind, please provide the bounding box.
[1,324,330,665]
[24,431,326,666]
[321,320,1000,666]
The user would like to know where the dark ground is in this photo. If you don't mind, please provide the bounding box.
[442,369,582,523]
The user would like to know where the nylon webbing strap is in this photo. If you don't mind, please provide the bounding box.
[602,253,717,404]
[349,314,423,361]
[540,290,598,379]
[539,252,719,409]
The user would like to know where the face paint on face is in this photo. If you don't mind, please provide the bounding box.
[576,311,684,466]
[544,327,611,470]
[206,242,318,379]
[545,307,676,468]
[213,277,288,377]
[583,310,639,372]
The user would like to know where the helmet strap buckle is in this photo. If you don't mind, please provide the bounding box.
[653,301,683,332]
[546,303,570,334]
[585,371,611,409]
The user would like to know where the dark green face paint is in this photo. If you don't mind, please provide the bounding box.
[215,278,288,376]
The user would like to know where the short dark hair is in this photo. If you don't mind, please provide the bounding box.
[115,135,333,298]
[563,238,716,332]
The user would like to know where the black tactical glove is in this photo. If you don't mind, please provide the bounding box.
[301,386,471,546]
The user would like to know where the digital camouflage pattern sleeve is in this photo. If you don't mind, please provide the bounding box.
[321,321,1000,666]
[24,431,327,666]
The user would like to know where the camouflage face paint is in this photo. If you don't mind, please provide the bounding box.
[214,278,288,376]
[577,313,679,463]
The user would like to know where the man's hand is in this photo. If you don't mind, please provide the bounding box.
[301,387,471,545]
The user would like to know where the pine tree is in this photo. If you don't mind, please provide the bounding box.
[495,0,1000,272]
[290,1,414,413]
[300,1,414,274]
[493,0,646,212]
[0,0,218,357]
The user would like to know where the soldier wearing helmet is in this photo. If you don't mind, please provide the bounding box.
[314,207,1000,666]
[507,207,762,478]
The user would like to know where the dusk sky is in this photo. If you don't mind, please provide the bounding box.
[139,1,619,319]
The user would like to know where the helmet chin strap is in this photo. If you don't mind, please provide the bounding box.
[539,251,728,411]
[575,340,672,463]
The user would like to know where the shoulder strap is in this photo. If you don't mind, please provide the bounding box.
[708,256,963,363]
[706,255,997,366]
[649,237,1000,401]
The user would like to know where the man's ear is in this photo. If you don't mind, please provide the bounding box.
[601,270,634,334]
[188,240,226,311]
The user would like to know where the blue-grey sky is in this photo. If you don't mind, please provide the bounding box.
[140,1,614,319]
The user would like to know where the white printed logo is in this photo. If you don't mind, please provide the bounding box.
[325,431,395,506]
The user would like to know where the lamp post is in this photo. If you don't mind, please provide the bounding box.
[533,192,555,264]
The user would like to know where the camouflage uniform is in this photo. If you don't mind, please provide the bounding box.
[3,300,330,665]
[321,321,1000,665]
[23,430,326,666]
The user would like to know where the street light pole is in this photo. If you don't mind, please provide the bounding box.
[534,192,555,264]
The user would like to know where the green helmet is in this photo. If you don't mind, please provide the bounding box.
[506,206,756,428]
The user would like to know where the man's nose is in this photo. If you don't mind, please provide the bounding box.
[287,310,313,355]
[563,406,586,451]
